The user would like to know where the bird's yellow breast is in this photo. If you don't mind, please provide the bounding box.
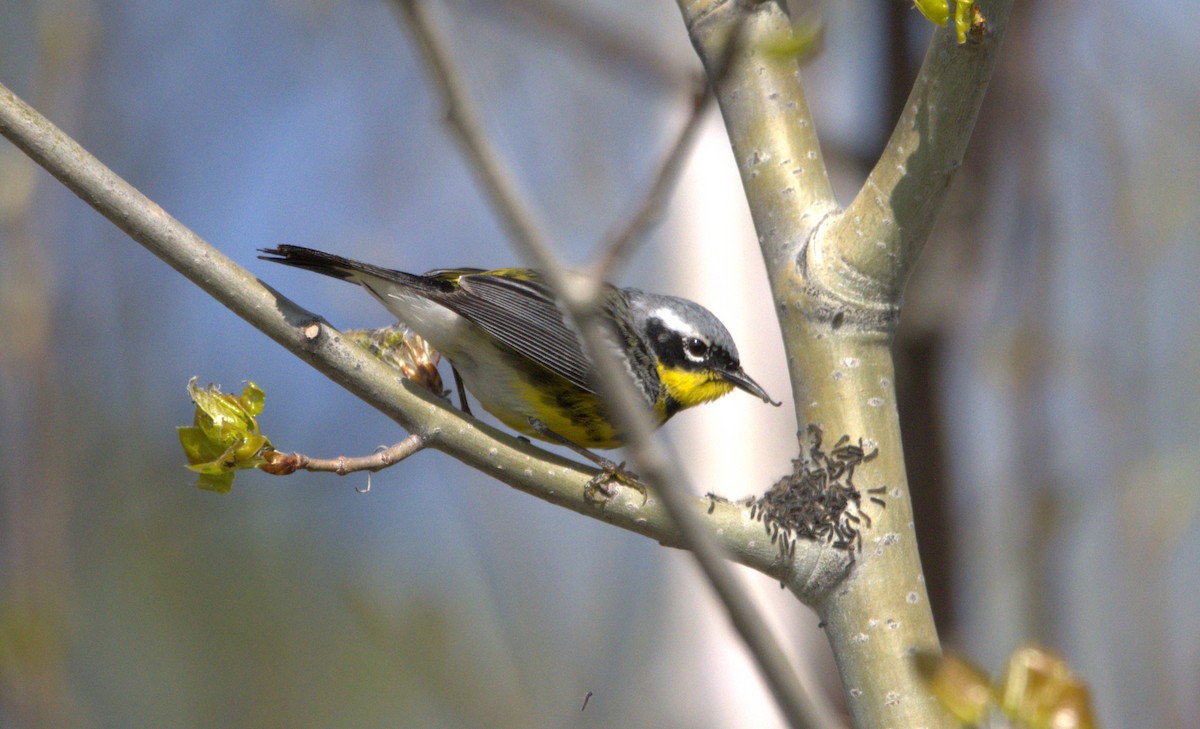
[497,375,622,449]
[656,363,734,412]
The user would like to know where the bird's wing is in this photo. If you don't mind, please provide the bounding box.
[440,271,599,392]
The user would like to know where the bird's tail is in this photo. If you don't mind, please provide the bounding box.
[258,245,431,291]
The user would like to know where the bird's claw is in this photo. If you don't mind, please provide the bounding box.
[583,459,646,506]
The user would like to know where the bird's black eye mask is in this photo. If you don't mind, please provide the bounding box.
[645,319,736,372]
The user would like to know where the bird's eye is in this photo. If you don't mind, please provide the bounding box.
[683,337,709,362]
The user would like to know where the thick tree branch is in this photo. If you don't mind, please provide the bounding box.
[676,2,1012,729]
[799,19,1011,727]
[0,80,849,597]
[820,2,1012,306]
[679,0,836,277]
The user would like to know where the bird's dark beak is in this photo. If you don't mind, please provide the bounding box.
[721,367,782,407]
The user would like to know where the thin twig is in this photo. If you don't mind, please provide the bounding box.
[591,86,713,281]
[264,434,427,475]
[590,6,793,280]
[390,3,837,727]
[391,0,562,270]
[474,0,693,90]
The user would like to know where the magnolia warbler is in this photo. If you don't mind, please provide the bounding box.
[259,245,778,450]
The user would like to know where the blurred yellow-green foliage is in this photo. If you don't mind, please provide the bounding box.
[918,645,1097,729]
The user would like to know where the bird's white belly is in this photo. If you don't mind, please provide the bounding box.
[377,289,541,426]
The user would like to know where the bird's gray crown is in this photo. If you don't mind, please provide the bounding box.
[623,289,740,363]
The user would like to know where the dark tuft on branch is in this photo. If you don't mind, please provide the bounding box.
[748,425,883,558]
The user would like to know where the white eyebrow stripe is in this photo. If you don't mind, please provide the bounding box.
[652,307,703,341]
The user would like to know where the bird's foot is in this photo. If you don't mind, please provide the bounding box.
[526,417,647,506]
[583,459,646,506]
